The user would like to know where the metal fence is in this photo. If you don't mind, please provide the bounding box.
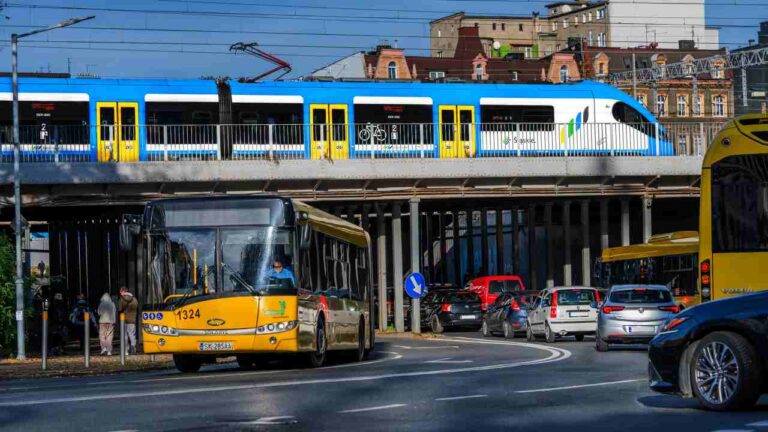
[0,121,730,163]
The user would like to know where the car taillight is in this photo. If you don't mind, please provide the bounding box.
[700,259,711,302]
[550,291,558,318]
[511,299,521,311]
[602,305,625,314]
[594,290,601,304]
[441,303,451,313]
[658,305,680,313]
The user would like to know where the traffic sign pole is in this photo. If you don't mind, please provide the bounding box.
[409,199,421,334]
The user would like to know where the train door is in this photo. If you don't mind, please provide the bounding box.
[438,105,476,158]
[310,104,349,160]
[97,102,139,162]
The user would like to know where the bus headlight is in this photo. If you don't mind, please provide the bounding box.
[257,320,298,335]
[143,324,179,336]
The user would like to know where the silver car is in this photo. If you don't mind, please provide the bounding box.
[596,284,679,352]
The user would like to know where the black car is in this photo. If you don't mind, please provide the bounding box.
[481,291,536,339]
[420,290,483,333]
[648,291,768,411]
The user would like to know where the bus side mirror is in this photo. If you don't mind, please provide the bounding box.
[119,214,142,252]
[296,212,311,251]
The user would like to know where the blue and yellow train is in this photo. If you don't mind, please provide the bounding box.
[0,77,670,161]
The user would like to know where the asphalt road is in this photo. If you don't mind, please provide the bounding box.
[2,331,768,432]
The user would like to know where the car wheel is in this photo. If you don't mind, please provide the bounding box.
[481,320,491,337]
[503,321,514,339]
[236,355,255,370]
[306,317,327,368]
[173,354,202,373]
[691,332,762,411]
[526,324,535,342]
[431,315,444,334]
[545,323,557,343]
[595,334,609,352]
[574,334,585,342]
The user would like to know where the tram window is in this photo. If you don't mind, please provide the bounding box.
[120,107,136,140]
[480,105,555,131]
[441,110,455,141]
[331,109,346,141]
[459,110,472,141]
[612,102,653,135]
[312,109,327,141]
[712,154,768,252]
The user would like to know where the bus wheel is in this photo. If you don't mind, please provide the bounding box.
[236,355,255,370]
[173,354,202,373]
[354,318,366,362]
[307,317,327,368]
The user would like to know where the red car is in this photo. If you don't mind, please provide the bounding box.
[467,275,526,312]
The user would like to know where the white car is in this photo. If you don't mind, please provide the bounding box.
[526,286,601,343]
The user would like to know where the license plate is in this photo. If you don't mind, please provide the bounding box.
[199,342,233,351]
[460,314,476,320]
[569,311,589,318]
[626,326,655,334]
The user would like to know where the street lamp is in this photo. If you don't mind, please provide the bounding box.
[11,15,94,359]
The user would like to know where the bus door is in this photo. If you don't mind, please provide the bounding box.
[439,105,476,158]
[97,102,139,162]
[310,104,348,160]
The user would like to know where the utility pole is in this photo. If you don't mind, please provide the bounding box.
[11,15,95,359]
[632,51,637,98]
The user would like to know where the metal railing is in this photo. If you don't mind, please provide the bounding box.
[0,121,730,163]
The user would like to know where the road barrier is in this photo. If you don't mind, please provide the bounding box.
[120,313,126,366]
[41,308,48,371]
[84,311,91,368]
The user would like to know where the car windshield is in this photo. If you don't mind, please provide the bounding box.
[610,288,672,304]
[557,289,596,305]
[445,292,480,303]
[488,280,522,294]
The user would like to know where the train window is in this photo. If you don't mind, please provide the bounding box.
[312,108,327,141]
[191,111,213,124]
[441,110,455,141]
[120,107,136,140]
[353,104,433,147]
[612,102,653,135]
[331,108,346,141]
[459,110,472,141]
[100,107,115,140]
[480,105,554,132]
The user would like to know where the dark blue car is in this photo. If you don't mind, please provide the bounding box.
[482,291,537,339]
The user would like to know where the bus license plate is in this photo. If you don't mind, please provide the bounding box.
[460,314,475,320]
[199,342,233,351]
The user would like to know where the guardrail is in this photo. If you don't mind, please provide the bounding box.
[0,121,728,163]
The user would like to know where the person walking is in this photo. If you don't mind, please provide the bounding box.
[69,293,96,352]
[97,293,116,355]
[117,286,139,355]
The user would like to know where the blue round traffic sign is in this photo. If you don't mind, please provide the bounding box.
[404,272,426,299]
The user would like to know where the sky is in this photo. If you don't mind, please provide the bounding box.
[0,0,764,80]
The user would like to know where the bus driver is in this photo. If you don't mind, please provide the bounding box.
[267,259,295,285]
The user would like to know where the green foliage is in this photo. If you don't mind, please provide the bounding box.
[0,234,16,352]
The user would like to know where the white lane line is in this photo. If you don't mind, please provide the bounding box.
[241,416,297,425]
[435,394,487,401]
[424,358,473,364]
[392,345,460,350]
[0,341,570,407]
[747,422,768,427]
[339,404,406,414]
[514,378,645,394]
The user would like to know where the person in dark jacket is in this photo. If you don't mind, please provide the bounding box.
[69,293,96,351]
[118,286,139,355]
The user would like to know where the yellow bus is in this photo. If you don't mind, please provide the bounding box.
[132,196,374,372]
[699,113,768,302]
[596,231,700,310]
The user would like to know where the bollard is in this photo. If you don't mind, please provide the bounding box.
[120,313,126,366]
[41,310,48,371]
[84,311,90,368]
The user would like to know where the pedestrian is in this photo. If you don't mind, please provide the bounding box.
[69,293,96,351]
[97,292,116,355]
[117,286,139,355]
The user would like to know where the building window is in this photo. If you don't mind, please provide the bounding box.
[511,71,518,81]
[598,62,605,75]
[437,30,441,37]
[574,16,579,25]
[678,134,688,154]
[474,22,479,28]
[598,32,606,47]
[502,23,506,31]
[475,64,484,80]
[712,69,724,79]
[637,94,647,107]
[563,19,569,28]
[524,47,532,58]
[545,47,553,56]
[493,23,497,30]
[588,31,594,46]
[713,95,725,117]
[582,13,586,23]
[556,43,562,51]
[597,8,605,19]
[387,61,397,79]
[560,65,569,82]
[552,21,558,31]
[694,135,702,155]
[429,71,446,79]
[437,50,443,58]
[657,94,667,116]
[518,23,523,31]
[693,94,702,116]
[588,12,592,21]
[677,95,688,117]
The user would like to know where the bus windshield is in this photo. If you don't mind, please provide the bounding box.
[148,226,295,304]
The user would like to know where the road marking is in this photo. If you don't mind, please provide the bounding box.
[514,378,645,394]
[424,358,473,364]
[339,404,406,414]
[392,345,459,350]
[747,422,768,427]
[710,430,755,432]
[435,394,487,401]
[0,342,570,407]
[241,416,297,425]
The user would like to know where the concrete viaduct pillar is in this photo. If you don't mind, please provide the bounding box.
[545,203,554,288]
[643,196,653,243]
[563,200,572,286]
[391,203,404,333]
[621,199,630,246]
[376,204,388,331]
[409,198,421,334]
[528,204,537,291]
[581,200,591,287]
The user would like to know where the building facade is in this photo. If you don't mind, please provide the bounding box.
[732,21,768,116]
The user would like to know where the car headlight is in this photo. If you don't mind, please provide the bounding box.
[257,320,298,335]
[143,324,179,336]
[660,316,688,333]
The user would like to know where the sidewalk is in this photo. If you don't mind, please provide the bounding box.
[0,353,175,380]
